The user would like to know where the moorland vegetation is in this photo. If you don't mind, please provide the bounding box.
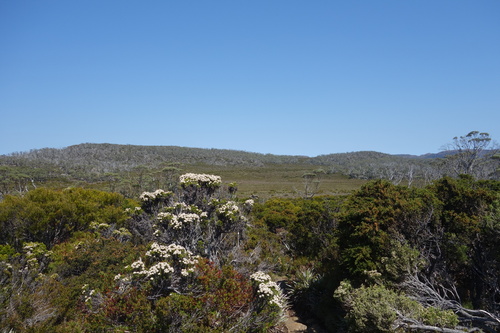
[1,131,500,332]
[0,131,497,199]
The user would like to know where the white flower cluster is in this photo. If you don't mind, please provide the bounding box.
[126,243,200,281]
[23,242,52,260]
[245,199,255,207]
[113,273,130,292]
[81,284,96,304]
[172,213,200,229]
[250,271,287,308]
[179,173,222,187]
[90,222,111,230]
[157,208,207,230]
[130,258,145,270]
[125,207,142,214]
[140,189,171,202]
[174,202,208,216]
[129,257,174,278]
[172,201,189,211]
[217,201,239,218]
[147,262,174,278]
[146,242,192,258]
[250,271,273,283]
[23,242,41,257]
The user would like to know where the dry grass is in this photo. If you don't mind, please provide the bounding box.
[180,164,366,199]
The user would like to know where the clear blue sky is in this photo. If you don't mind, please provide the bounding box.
[1,1,499,156]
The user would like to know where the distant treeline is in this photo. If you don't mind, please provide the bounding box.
[1,140,498,198]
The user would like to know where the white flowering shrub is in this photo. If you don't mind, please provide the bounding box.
[118,242,200,297]
[174,213,201,229]
[179,173,222,188]
[127,173,248,264]
[139,189,173,213]
[139,189,172,202]
[22,242,52,271]
[249,271,288,328]
[250,271,287,309]
[217,200,240,221]
[179,173,222,206]
[156,202,208,231]
[80,283,105,314]
[81,284,94,303]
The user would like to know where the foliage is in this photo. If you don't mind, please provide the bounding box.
[81,286,154,332]
[253,196,341,260]
[442,131,497,177]
[2,164,500,332]
[337,180,430,282]
[0,240,54,332]
[126,176,249,265]
[0,188,132,249]
[153,259,257,332]
[4,140,497,200]
[334,280,459,332]
[0,244,16,261]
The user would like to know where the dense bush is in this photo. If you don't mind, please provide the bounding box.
[0,188,132,249]
[334,280,458,332]
[253,196,341,261]
[337,180,434,283]
[2,172,500,332]
[260,177,500,332]
[0,174,290,332]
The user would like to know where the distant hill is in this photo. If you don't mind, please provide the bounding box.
[2,143,312,171]
[0,143,447,184]
[1,143,442,170]
[417,151,458,159]
[1,143,498,199]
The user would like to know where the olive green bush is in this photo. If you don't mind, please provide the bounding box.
[0,188,132,249]
[334,281,458,333]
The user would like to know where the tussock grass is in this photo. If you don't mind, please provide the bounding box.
[180,164,366,199]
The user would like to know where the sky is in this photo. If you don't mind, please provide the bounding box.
[1,1,499,157]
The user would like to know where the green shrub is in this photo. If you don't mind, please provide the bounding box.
[252,196,341,260]
[421,306,459,328]
[333,280,459,333]
[43,233,142,327]
[0,188,132,249]
[0,244,16,261]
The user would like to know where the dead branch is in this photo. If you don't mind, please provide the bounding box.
[401,274,500,332]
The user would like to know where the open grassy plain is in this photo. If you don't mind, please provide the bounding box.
[180,163,366,199]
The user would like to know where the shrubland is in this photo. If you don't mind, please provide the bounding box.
[0,173,288,332]
[1,133,500,332]
[1,135,498,199]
